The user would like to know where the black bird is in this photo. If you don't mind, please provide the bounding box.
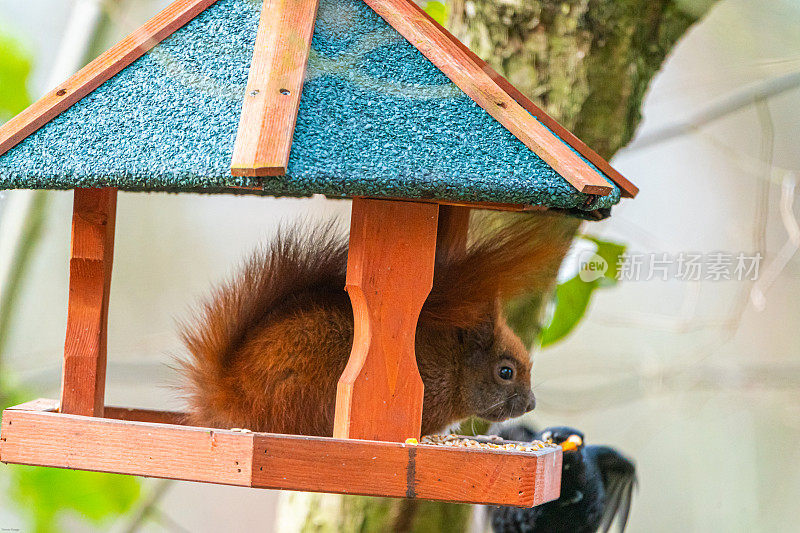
[491,425,637,533]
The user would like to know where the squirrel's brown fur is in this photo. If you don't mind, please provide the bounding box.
[179,213,577,436]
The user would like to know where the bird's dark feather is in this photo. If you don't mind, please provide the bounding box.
[489,425,637,533]
[586,446,637,533]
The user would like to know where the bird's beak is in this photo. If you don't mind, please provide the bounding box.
[560,434,583,452]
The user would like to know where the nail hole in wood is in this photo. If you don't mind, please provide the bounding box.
[56,89,67,96]
[280,88,291,96]
[497,101,507,108]
[249,90,260,96]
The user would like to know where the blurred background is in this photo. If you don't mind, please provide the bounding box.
[0,0,798,531]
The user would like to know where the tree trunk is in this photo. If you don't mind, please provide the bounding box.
[279,1,714,531]
[449,0,704,158]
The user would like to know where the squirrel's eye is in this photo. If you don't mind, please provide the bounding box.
[498,366,514,381]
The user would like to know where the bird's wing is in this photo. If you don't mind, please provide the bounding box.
[586,445,637,533]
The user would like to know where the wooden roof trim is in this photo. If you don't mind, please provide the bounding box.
[230,0,320,177]
[0,0,220,158]
[370,0,637,198]
[496,80,639,198]
[364,0,611,196]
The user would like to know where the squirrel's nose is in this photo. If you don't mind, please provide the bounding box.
[524,393,536,413]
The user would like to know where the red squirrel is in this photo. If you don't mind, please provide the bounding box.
[180,212,577,436]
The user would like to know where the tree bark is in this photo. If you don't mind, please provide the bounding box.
[279,1,715,531]
[450,0,704,158]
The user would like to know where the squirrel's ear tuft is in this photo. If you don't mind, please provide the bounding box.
[421,212,578,328]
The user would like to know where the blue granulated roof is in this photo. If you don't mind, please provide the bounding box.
[0,0,621,213]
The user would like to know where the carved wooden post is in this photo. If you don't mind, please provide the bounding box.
[334,198,439,442]
[60,188,117,417]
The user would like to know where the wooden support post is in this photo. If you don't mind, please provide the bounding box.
[334,198,439,442]
[231,0,320,177]
[435,205,470,261]
[60,188,117,417]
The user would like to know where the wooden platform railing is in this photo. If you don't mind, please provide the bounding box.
[0,400,562,507]
[11,193,565,507]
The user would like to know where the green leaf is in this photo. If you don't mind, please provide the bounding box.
[10,466,140,533]
[0,27,32,121]
[2,393,140,533]
[538,236,626,347]
[424,1,449,26]
[456,417,490,437]
[585,236,626,286]
[539,276,596,347]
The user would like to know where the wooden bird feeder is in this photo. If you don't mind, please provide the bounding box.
[0,0,637,508]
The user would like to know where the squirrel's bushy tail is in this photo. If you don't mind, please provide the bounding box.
[423,211,579,328]
[179,212,576,421]
[178,221,348,421]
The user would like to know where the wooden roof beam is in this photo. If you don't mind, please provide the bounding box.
[231,0,320,177]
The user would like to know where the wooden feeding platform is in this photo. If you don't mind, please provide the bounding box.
[0,0,636,509]
[1,399,561,507]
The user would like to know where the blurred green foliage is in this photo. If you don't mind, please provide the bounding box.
[0,391,142,532]
[0,26,141,533]
[0,27,31,121]
[9,467,141,533]
[507,236,626,350]
[539,237,626,347]
[424,1,449,25]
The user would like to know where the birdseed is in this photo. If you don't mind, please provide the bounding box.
[419,434,557,453]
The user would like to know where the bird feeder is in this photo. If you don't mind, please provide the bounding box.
[0,0,637,508]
